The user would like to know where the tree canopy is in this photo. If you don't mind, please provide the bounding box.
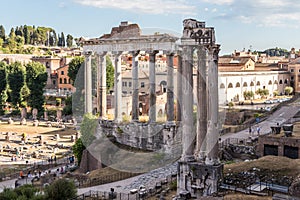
[26,62,48,112]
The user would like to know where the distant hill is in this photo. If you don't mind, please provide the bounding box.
[254,47,290,57]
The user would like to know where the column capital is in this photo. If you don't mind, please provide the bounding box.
[130,50,140,57]
[208,44,221,62]
[164,50,175,56]
[83,50,93,56]
[112,51,123,57]
[180,46,193,62]
[96,51,107,57]
[148,50,159,56]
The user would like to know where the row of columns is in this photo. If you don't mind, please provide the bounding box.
[84,50,177,124]
[180,45,220,164]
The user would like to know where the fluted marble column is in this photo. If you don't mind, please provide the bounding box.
[97,52,107,119]
[176,54,183,122]
[196,47,207,161]
[148,50,158,123]
[166,52,175,125]
[84,51,93,114]
[114,52,123,123]
[131,51,140,121]
[181,46,194,161]
[206,45,220,165]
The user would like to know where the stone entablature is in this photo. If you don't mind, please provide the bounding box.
[83,34,178,53]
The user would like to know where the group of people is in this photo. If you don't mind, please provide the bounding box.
[249,125,261,136]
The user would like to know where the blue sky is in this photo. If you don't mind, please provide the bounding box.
[1,0,300,54]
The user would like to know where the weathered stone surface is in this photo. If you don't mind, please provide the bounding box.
[79,149,102,173]
[290,176,300,197]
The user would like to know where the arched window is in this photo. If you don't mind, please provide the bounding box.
[257,81,261,86]
[268,80,272,85]
[64,78,67,84]
[243,82,248,87]
[250,81,254,86]
[274,80,278,84]
[59,78,62,84]
[284,79,288,84]
[279,80,283,84]
[220,83,225,88]
[228,83,233,88]
[235,82,240,88]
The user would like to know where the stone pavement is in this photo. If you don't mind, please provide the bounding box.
[221,101,300,142]
[78,162,177,195]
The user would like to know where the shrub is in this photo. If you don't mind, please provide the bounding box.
[44,178,77,200]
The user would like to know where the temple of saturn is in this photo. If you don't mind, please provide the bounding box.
[82,19,223,198]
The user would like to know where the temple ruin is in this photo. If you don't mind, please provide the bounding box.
[82,19,223,198]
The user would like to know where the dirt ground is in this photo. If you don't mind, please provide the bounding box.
[224,155,300,177]
[0,121,77,164]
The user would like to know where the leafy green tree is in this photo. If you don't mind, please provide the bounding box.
[0,188,18,200]
[80,113,97,146]
[44,178,77,200]
[63,96,72,115]
[0,62,8,112]
[284,86,293,96]
[49,30,57,46]
[15,36,24,48]
[68,56,84,84]
[0,38,3,47]
[73,138,85,165]
[7,62,26,108]
[20,84,30,107]
[23,25,30,45]
[61,32,65,47]
[0,25,5,41]
[243,91,254,100]
[58,32,65,47]
[14,184,37,199]
[8,28,16,51]
[256,88,269,99]
[26,62,47,113]
[273,90,279,97]
[106,56,114,91]
[66,34,73,47]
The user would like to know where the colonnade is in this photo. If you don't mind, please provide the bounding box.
[83,50,177,124]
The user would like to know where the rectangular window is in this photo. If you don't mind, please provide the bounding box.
[141,82,145,88]
[290,69,294,72]
[129,82,132,87]
[61,71,64,75]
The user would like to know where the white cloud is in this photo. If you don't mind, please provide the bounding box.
[74,0,196,15]
[203,0,234,5]
[205,0,300,27]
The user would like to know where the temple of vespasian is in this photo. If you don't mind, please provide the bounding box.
[82,19,223,197]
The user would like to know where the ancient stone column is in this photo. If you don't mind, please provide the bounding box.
[206,45,220,165]
[148,50,158,123]
[166,52,175,125]
[181,46,194,161]
[84,51,93,114]
[176,54,183,122]
[97,52,107,119]
[114,52,123,123]
[196,47,207,161]
[131,51,140,121]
